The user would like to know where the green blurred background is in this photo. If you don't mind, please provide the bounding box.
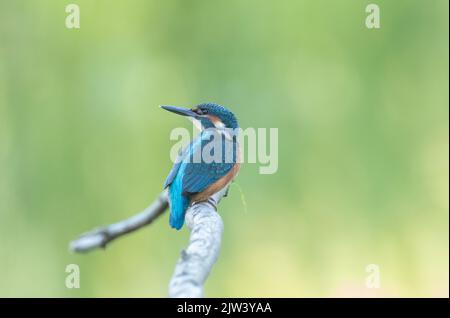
[0,0,448,297]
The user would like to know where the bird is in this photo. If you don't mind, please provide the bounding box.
[160,103,240,230]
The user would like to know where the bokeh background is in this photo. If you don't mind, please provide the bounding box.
[0,0,448,297]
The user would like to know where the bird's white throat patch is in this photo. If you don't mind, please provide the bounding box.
[214,121,225,129]
[190,117,203,131]
[190,117,232,140]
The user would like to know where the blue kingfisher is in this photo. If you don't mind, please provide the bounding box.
[160,103,240,230]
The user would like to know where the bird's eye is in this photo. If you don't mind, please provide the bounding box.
[192,107,207,115]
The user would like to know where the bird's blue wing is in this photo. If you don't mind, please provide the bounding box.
[163,162,181,189]
[163,141,193,189]
[182,131,238,194]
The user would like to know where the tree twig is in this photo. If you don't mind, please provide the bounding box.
[69,186,229,298]
[69,191,168,253]
[168,187,227,298]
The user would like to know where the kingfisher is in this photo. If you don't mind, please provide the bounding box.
[160,103,240,230]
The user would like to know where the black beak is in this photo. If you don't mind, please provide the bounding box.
[160,105,198,117]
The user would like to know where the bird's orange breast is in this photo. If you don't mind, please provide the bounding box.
[190,162,240,203]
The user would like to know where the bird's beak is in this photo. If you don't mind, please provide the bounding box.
[160,105,198,118]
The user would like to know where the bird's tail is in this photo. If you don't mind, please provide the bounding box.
[168,188,190,230]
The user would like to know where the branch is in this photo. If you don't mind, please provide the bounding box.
[168,187,227,298]
[69,185,229,298]
[69,191,168,253]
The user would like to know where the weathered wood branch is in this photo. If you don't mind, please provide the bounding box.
[69,191,168,253]
[69,186,229,298]
[168,187,227,298]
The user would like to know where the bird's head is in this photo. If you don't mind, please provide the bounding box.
[160,103,239,130]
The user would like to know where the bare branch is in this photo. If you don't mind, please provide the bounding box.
[168,187,227,298]
[69,185,230,298]
[69,191,168,253]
